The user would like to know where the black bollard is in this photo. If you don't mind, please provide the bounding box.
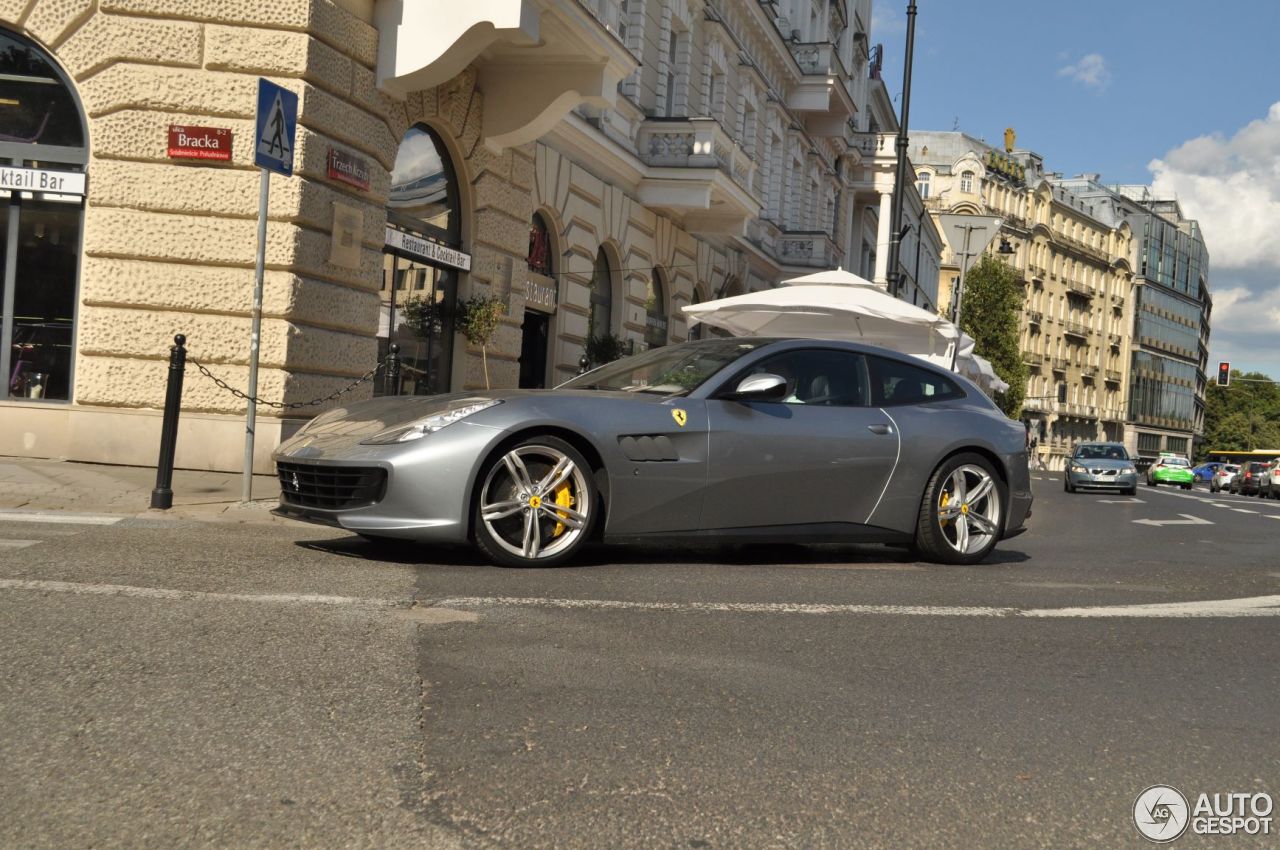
[150,334,187,509]
[384,343,401,396]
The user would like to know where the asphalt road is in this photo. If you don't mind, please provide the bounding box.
[1,476,1278,849]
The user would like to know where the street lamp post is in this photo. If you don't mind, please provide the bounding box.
[886,0,918,300]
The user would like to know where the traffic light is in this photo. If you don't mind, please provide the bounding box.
[1217,361,1230,387]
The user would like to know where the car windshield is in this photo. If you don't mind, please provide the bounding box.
[1161,457,1189,466]
[560,339,771,396]
[1222,465,1239,473]
[1073,445,1129,460]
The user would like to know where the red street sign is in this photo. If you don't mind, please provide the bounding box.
[168,125,232,161]
[327,146,370,191]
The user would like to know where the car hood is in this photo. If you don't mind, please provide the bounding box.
[274,389,678,457]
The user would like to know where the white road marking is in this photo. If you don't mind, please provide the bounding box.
[1025,595,1280,618]
[1132,514,1212,527]
[0,578,398,610]
[0,510,122,526]
[0,539,40,549]
[1098,498,1144,504]
[1232,509,1259,515]
[4,580,1280,619]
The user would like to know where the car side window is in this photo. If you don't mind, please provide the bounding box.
[867,355,963,407]
[742,349,870,407]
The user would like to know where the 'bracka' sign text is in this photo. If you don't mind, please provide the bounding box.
[327,146,370,191]
[384,226,472,272]
[167,125,232,161]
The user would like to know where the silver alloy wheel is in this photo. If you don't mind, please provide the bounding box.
[934,463,1002,556]
[479,444,591,561]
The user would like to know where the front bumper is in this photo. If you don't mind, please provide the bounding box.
[1067,469,1138,489]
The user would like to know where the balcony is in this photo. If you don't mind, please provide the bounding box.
[374,0,639,150]
[1026,310,1043,326]
[1081,364,1098,379]
[1065,279,1095,299]
[849,130,895,162]
[786,42,856,133]
[1111,293,1125,309]
[776,230,842,269]
[1108,333,1122,349]
[1064,320,1090,339]
[1068,403,1099,420]
[1105,369,1122,383]
[636,117,759,233]
[1052,358,1068,372]
[1022,351,1044,366]
[1023,397,1045,411]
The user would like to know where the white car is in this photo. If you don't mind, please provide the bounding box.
[1210,464,1240,494]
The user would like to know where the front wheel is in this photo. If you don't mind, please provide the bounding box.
[915,453,1005,565]
[472,436,598,568]
[1121,486,1137,496]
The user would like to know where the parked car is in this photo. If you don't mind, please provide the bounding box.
[1146,454,1195,490]
[272,338,1033,566]
[1209,464,1240,494]
[1063,442,1138,495]
[1229,461,1269,496]
[1190,461,1222,483]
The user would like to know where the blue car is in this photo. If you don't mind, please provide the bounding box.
[1191,462,1221,484]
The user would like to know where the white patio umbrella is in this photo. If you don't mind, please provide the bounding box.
[683,270,962,361]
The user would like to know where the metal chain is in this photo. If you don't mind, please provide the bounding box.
[188,358,383,410]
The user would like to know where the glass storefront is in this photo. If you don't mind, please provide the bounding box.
[1,26,88,403]
[378,124,464,396]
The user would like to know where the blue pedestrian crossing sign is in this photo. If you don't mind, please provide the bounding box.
[254,78,298,176]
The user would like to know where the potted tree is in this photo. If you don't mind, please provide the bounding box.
[457,294,507,389]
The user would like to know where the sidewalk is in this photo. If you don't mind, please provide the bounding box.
[0,456,285,525]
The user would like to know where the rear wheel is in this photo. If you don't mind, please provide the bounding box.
[472,436,597,568]
[1181,483,1192,490]
[915,453,1005,565]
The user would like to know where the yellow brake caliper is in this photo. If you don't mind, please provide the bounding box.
[940,489,952,527]
[551,482,575,537]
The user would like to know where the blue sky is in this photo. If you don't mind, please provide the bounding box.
[873,0,1280,379]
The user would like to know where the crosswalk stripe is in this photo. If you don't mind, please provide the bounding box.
[0,539,40,549]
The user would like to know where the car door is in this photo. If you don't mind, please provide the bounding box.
[700,348,900,531]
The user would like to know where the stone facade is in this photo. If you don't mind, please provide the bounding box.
[1,0,938,473]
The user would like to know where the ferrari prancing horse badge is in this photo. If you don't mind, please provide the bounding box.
[671,408,687,427]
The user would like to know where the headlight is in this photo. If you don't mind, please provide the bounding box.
[1121,466,1136,474]
[1068,461,1085,471]
[360,399,501,444]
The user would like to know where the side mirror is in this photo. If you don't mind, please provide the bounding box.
[731,373,787,401]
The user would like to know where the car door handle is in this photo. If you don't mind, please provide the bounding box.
[867,423,892,435]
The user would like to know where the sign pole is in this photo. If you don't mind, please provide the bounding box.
[243,167,270,502]
[950,226,976,371]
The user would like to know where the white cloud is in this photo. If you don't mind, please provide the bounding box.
[1150,103,1280,377]
[1148,102,1280,269]
[1056,53,1110,90]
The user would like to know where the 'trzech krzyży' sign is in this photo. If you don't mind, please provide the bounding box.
[0,165,86,196]
[327,147,370,191]
[168,125,232,161]
[384,226,472,272]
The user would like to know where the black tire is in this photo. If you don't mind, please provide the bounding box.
[914,452,1006,566]
[1122,486,1137,496]
[1146,478,1155,487]
[1193,473,1203,483]
[1181,483,1192,490]
[472,435,598,568]
[1063,477,1073,493]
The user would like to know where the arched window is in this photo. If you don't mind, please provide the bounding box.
[589,248,614,339]
[1,27,89,402]
[916,171,931,199]
[645,267,668,349]
[382,123,465,396]
[527,213,552,277]
[960,170,974,193]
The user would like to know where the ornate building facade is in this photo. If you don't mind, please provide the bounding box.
[909,132,1136,468]
[1,0,939,472]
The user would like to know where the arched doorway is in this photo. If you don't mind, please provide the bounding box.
[380,124,468,396]
[1,26,89,402]
[519,212,557,388]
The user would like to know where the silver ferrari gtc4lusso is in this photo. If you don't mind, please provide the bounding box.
[273,338,1032,566]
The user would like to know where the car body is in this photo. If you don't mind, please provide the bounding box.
[1063,442,1138,494]
[272,338,1032,566]
[1146,455,1195,489]
[1190,462,1222,484]
[1230,461,1269,496]
[1261,460,1280,499]
[1209,464,1239,493]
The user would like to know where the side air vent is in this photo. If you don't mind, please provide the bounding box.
[618,435,679,462]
